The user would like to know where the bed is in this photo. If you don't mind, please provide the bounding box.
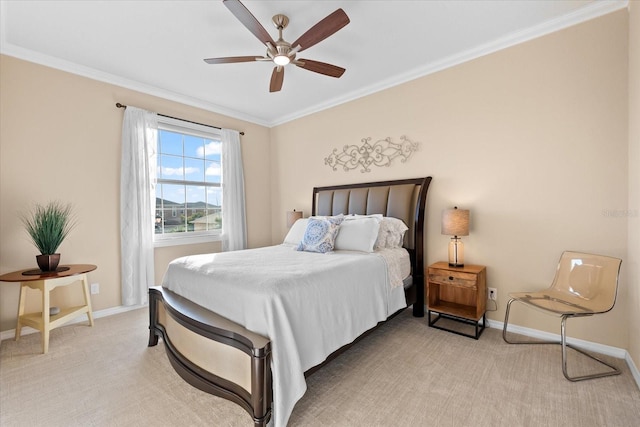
[148,177,431,426]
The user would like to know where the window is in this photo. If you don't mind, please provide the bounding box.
[154,116,223,246]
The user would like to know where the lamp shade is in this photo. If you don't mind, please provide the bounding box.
[441,207,469,236]
[286,210,303,228]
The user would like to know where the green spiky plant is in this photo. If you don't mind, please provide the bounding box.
[21,201,77,255]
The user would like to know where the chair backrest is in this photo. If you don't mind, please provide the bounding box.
[550,251,622,314]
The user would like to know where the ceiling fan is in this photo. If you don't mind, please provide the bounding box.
[204,0,350,92]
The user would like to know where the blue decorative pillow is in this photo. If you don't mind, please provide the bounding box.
[296,216,344,253]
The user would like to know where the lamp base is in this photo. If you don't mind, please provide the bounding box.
[448,237,464,268]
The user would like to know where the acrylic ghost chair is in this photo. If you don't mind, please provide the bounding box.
[502,251,622,381]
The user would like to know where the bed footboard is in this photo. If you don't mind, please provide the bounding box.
[148,286,272,426]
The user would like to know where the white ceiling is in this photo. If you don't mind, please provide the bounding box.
[0,0,626,127]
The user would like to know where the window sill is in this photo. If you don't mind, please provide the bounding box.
[154,234,221,248]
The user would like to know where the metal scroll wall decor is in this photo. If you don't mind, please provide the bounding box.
[325,135,419,173]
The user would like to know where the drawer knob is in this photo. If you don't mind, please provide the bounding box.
[449,276,454,280]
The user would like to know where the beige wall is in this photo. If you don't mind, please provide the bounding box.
[0,55,271,331]
[270,10,630,348]
[628,1,640,369]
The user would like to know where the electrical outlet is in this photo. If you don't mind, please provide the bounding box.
[90,283,100,295]
[488,287,497,300]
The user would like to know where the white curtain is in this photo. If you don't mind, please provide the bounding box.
[120,107,158,306]
[221,129,247,251]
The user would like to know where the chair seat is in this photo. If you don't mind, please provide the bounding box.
[508,290,595,316]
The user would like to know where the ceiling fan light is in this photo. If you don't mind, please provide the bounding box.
[274,55,290,66]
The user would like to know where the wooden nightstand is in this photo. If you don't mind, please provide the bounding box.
[426,262,487,339]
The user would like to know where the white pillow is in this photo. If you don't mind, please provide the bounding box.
[352,213,383,221]
[334,216,381,252]
[296,215,344,253]
[283,218,309,245]
[375,217,409,249]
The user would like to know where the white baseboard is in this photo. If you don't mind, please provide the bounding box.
[0,303,147,342]
[489,318,640,390]
[489,318,626,358]
[626,352,640,389]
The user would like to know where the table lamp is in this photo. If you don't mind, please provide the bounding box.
[286,210,303,228]
[441,206,469,267]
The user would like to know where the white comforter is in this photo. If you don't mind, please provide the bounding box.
[161,244,407,427]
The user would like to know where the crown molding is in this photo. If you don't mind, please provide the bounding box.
[271,0,629,126]
[0,43,271,128]
[0,0,271,129]
[1,0,628,128]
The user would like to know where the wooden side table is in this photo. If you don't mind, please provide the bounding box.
[426,262,487,339]
[0,264,96,353]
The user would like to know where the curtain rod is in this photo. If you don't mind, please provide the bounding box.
[115,103,244,136]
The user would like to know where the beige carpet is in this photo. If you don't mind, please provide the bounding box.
[1,308,639,427]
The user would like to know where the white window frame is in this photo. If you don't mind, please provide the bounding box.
[154,116,223,248]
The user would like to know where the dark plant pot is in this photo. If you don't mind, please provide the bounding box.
[36,254,61,272]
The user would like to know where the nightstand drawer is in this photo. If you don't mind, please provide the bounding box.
[428,270,478,288]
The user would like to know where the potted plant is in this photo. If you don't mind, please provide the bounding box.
[21,201,77,272]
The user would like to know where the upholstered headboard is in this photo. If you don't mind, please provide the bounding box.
[312,177,432,317]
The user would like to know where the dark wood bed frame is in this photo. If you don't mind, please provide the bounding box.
[148,176,432,426]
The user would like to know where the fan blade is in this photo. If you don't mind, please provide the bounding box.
[295,59,345,78]
[291,8,350,52]
[223,0,275,47]
[270,66,284,92]
[204,56,260,64]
